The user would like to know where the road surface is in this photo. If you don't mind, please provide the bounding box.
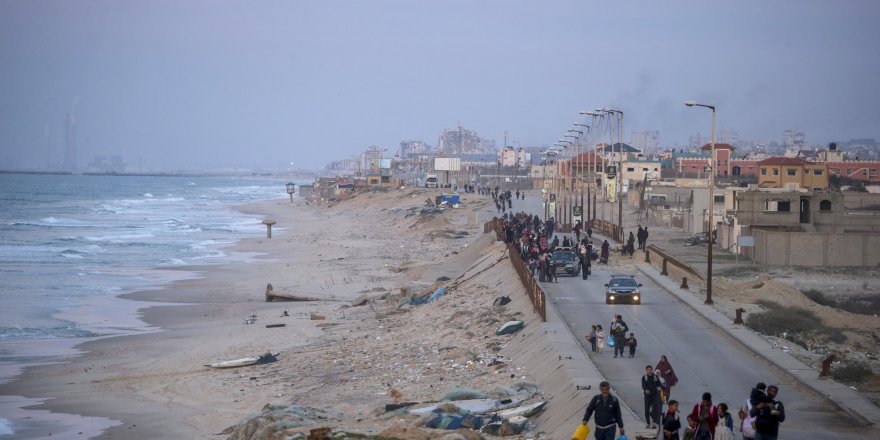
[500,192,876,439]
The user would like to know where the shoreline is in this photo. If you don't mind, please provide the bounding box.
[0,190,505,439]
[0,197,300,439]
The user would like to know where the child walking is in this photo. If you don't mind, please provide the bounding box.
[626,332,638,358]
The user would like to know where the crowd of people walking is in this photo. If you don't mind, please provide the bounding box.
[492,191,785,440]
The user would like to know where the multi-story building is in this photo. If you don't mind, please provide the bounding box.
[757,157,829,190]
[399,140,429,159]
[782,129,807,155]
[498,147,529,167]
[631,131,659,153]
[673,143,736,177]
[437,126,494,155]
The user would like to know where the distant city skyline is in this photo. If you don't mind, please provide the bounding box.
[1,1,879,171]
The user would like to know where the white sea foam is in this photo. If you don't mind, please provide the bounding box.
[0,418,13,435]
[143,192,153,197]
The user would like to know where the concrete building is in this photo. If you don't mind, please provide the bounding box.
[437,126,495,155]
[498,147,529,167]
[782,129,807,153]
[757,157,829,190]
[672,143,736,178]
[730,190,880,266]
[621,159,661,183]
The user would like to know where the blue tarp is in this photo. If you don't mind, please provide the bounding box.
[440,193,461,205]
[428,287,446,302]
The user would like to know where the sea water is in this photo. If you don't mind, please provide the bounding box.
[0,174,295,437]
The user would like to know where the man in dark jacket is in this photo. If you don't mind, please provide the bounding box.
[610,315,629,358]
[642,366,662,429]
[750,385,785,440]
[582,381,625,440]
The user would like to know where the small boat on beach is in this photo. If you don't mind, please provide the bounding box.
[205,352,279,369]
[264,283,322,302]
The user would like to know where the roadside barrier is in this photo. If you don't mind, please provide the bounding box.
[588,219,623,242]
[487,219,547,321]
[645,244,705,281]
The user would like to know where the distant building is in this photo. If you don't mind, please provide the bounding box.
[63,113,77,172]
[673,143,736,177]
[498,147,529,167]
[86,155,126,173]
[437,126,494,155]
[757,157,828,190]
[399,140,429,159]
[782,129,807,156]
[631,131,659,153]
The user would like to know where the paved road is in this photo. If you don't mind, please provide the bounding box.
[494,192,877,439]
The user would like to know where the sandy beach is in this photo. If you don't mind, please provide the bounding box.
[1,188,556,439]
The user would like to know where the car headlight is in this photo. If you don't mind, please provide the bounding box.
[609,295,615,300]
[633,295,639,301]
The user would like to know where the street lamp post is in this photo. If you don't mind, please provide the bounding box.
[580,111,602,224]
[565,133,580,227]
[600,108,624,241]
[569,127,587,228]
[685,100,716,305]
[286,182,296,203]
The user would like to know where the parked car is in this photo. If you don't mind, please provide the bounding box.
[605,275,642,304]
[550,247,580,277]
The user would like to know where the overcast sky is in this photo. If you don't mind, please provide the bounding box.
[1,0,878,170]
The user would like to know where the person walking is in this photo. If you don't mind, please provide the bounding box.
[738,383,764,440]
[573,220,582,242]
[688,392,719,440]
[600,240,610,264]
[642,227,650,249]
[750,385,785,440]
[626,232,636,258]
[610,315,629,358]
[580,252,591,280]
[655,355,679,403]
[587,227,593,239]
[596,325,606,353]
[637,225,644,249]
[642,366,663,429]
[662,400,682,440]
[715,403,734,440]
[582,381,625,440]
[626,333,637,358]
[587,325,598,352]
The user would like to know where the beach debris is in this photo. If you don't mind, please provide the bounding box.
[428,287,447,303]
[441,388,487,401]
[244,314,257,325]
[310,313,326,320]
[265,283,322,302]
[492,296,511,306]
[205,351,279,369]
[223,404,340,440]
[481,415,529,436]
[281,310,289,317]
[495,401,546,419]
[384,402,419,412]
[409,397,525,416]
[495,321,525,336]
[266,324,286,328]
